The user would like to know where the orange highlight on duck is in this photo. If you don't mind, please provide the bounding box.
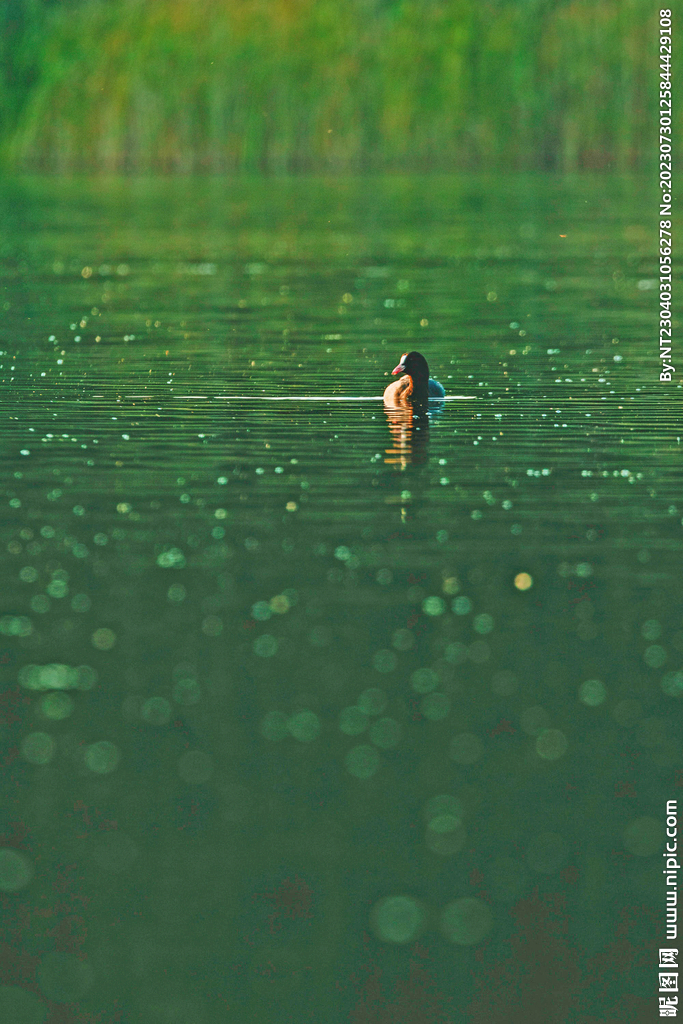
[383,351,445,408]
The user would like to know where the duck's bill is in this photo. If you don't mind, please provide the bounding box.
[391,363,405,375]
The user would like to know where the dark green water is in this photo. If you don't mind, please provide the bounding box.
[0,175,680,1023]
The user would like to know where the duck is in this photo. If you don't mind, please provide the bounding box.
[383,351,445,408]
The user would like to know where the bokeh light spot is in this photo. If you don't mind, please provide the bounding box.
[76,665,97,690]
[372,649,397,673]
[0,617,32,637]
[410,668,438,694]
[201,615,223,636]
[644,644,667,668]
[426,815,466,856]
[370,895,424,944]
[345,744,380,779]
[444,642,467,665]
[172,677,201,706]
[514,572,533,591]
[0,849,33,892]
[40,692,74,721]
[391,629,415,651]
[260,710,289,741]
[642,619,662,640]
[423,794,464,823]
[288,710,321,743]
[253,634,278,657]
[269,594,292,614]
[440,898,493,945]
[339,706,369,736]
[357,687,387,716]
[420,692,451,721]
[21,732,56,765]
[156,547,186,569]
[535,728,568,760]
[369,717,402,749]
[473,613,494,634]
[452,596,472,615]
[141,697,172,726]
[85,740,120,774]
[422,596,445,616]
[251,601,272,621]
[91,627,116,650]
[579,678,607,706]
[71,594,91,613]
[20,663,79,691]
[519,705,550,736]
[662,671,683,698]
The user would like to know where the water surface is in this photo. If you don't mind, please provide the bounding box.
[0,175,679,1023]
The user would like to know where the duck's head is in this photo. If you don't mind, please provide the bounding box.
[391,351,430,380]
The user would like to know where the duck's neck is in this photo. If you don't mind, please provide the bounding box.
[409,373,429,403]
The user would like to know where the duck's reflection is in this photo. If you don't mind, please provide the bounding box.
[383,401,444,467]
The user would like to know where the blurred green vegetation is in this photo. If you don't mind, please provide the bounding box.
[0,0,672,173]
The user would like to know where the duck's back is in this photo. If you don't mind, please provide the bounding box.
[428,378,445,399]
[383,375,413,407]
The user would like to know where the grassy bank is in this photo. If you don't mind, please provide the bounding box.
[0,0,669,173]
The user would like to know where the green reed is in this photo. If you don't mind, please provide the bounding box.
[0,0,673,173]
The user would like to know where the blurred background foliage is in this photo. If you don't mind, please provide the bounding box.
[0,0,673,173]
